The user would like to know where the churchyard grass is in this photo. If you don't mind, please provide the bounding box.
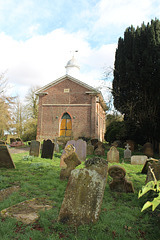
[0,148,160,240]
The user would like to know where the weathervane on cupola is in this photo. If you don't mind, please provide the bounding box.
[65,50,80,78]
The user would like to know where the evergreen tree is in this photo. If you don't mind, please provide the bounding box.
[112,19,160,150]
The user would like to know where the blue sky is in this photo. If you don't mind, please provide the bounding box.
[0,0,159,101]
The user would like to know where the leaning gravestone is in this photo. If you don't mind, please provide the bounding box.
[131,155,148,165]
[141,158,158,174]
[60,139,86,167]
[124,144,131,162]
[60,145,81,180]
[108,165,134,193]
[145,160,160,184]
[0,145,15,168]
[29,140,40,157]
[58,157,108,226]
[107,146,119,163]
[41,139,54,159]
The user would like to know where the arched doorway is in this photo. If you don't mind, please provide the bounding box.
[60,112,72,137]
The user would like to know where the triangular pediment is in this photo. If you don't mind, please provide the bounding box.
[35,74,101,95]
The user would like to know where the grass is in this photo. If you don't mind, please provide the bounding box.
[0,147,160,240]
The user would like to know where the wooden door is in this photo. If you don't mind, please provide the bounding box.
[60,113,72,137]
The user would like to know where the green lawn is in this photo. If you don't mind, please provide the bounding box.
[0,148,160,240]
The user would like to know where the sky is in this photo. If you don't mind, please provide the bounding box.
[0,0,159,102]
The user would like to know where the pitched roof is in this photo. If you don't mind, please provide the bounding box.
[35,74,101,94]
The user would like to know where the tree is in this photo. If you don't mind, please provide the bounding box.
[21,86,39,141]
[112,19,160,150]
[0,72,15,138]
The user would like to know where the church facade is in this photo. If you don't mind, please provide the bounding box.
[36,57,107,142]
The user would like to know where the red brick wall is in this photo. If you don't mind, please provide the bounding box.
[36,77,106,141]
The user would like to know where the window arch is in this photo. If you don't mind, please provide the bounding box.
[60,112,72,137]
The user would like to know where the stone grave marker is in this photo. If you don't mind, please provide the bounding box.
[125,140,135,152]
[41,139,54,159]
[141,158,158,174]
[54,138,60,153]
[108,165,134,193]
[60,139,86,167]
[107,146,119,163]
[58,157,108,226]
[60,145,81,180]
[0,186,20,202]
[94,142,105,156]
[76,139,86,161]
[143,142,153,157]
[145,160,160,184]
[1,198,53,224]
[0,145,15,168]
[60,144,76,168]
[29,140,40,157]
[87,144,94,155]
[124,144,131,162]
[131,155,148,165]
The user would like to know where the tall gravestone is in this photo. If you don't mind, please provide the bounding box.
[0,145,15,168]
[107,146,119,163]
[41,139,54,159]
[124,144,131,162]
[58,157,108,226]
[29,140,40,157]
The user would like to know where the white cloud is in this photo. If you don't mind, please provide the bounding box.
[0,29,116,100]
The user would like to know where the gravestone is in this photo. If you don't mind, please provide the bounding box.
[60,144,76,168]
[107,146,119,163]
[60,146,81,180]
[125,140,135,152]
[131,155,148,165]
[58,157,108,226]
[91,138,98,147]
[94,142,105,156]
[0,145,15,168]
[145,160,160,184]
[141,158,158,174]
[87,144,94,155]
[124,144,131,162]
[76,139,86,161]
[29,140,40,157]
[108,165,134,193]
[54,138,60,153]
[143,142,153,157]
[60,139,86,166]
[41,139,54,159]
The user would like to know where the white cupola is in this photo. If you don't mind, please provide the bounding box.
[65,55,80,78]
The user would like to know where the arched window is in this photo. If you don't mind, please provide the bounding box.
[60,112,72,137]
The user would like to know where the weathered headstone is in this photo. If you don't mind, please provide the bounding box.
[60,146,81,180]
[91,138,98,147]
[60,139,86,166]
[29,140,40,157]
[60,144,76,168]
[87,144,94,155]
[124,144,131,162]
[107,146,119,163]
[58,157,108,226]
[0,145,15,168]
[41,139,54,159]
[94,142,105,156]
[76,139,86,161]
[1,198,53,224]
[145,160,160,184]
[131,155,148,165]
[141,158,158,174]
[108,165,134,193]
[143,142,153,157]
[125,140,135,152]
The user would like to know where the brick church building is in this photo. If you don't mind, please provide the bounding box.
[36,56,107,142]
